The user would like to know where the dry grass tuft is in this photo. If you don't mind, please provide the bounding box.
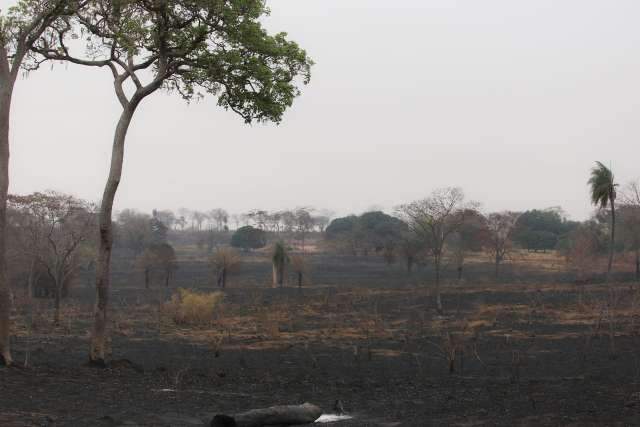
[163,288,224,326]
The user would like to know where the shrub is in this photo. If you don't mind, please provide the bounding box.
[164,288,223,326]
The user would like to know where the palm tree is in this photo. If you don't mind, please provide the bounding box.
[588,161,617,279]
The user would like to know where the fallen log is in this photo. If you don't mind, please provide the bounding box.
[211,402,322,427]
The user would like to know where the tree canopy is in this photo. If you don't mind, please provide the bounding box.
[231,225,266,251]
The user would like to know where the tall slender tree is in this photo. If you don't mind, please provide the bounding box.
[34,0,312,364]
[0,0,83,366]
[588,161,617,280]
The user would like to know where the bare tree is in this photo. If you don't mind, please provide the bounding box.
[483,211,520,279]
[294,207,315,251]
[191,211,207,231]
[9,192,94,324]
[208,209,229,232]
[290,254,310,288]
[210,247,241,289]
[397,187,477,313]
[620,182,640,281]
[154,210,176,230]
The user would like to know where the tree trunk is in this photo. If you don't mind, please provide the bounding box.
[165,270,170,288]
[221,267,227,289]
[144,267,149,289]
[607,198,616,281]
[272,260,278,288]
[635,249,639,283]
[298,271,302,288]
[0,71,13,366]
[54,285,61,326]
[407,255,414,274]
[90,105,136,364]
[434,254,442,314]
[27,258,36,298]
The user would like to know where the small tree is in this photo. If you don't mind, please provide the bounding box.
[290,254,310,288]
[483,211,520,279]
[397,187,478,313]
[210,247,241,289]
[272,241,289,288]
[136,243,177,288]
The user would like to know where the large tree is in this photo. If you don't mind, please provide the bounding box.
[34,0,312,364]
[588,161,617,280]
[0,0,82,366]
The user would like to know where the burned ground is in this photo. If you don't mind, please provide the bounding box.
[3,267,640,426]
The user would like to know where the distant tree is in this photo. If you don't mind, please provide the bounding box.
[154,210,176,230]
[210,247,241,289]
[231,226,267,251]
[290,254,310,288]
[588,162,617,280]
[294,208,315,251]
[137,243,177,288]
[175,216,187,231]
[115,210,152,256]
[272,241,289,287]
[618,205,640,281]
[230,214,242,230]
[447,209,486,281]
[150,210,169,244]
[483,211,520,279]
[313,215,332,233]
[397,187,478,313]
[136,249,155,289]
[325,212,406,257]
[326,215,361,255]
[620,182,640,281]
[9,192,94,324]
[280,210,297,233]
[191,211,207,231]
[398,232,426,274]
[208,209,229,232]
[513,209,577,252]
[358,211,407,256]
[560,223,602,281]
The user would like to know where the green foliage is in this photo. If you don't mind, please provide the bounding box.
[325,211,407,255]
[231,225,266,251]
[38,0,313,124]
[588,161,617,209]
[513,209,578,251]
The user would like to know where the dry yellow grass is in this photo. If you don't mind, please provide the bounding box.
[163,288,224,326]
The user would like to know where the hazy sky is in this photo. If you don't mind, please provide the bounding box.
[5,0,640,220]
